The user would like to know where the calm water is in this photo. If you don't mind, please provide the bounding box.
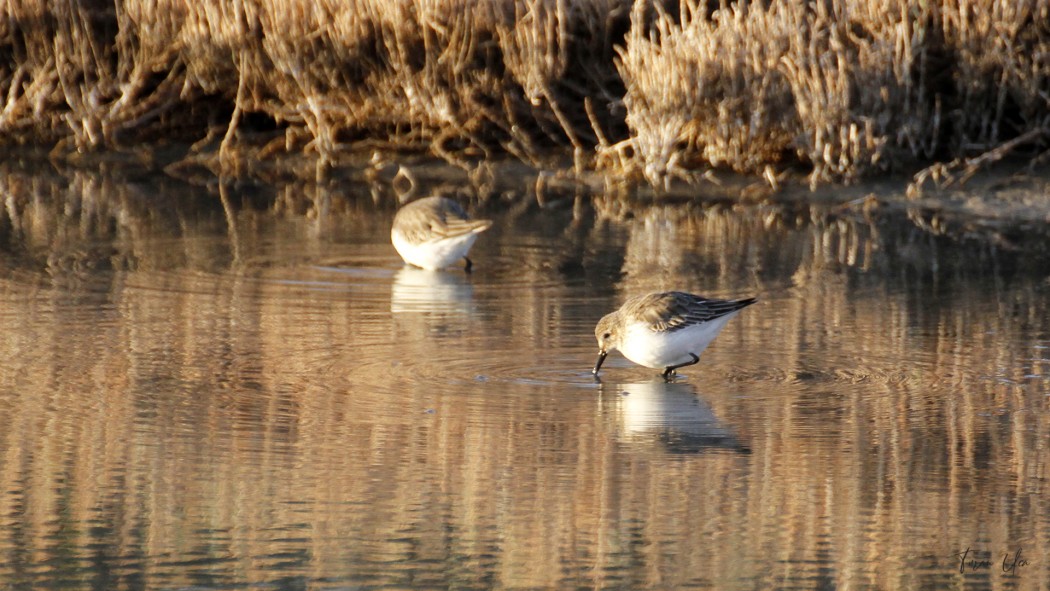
[1,167,1049,590]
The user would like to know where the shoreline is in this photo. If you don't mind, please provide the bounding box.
[4,140,1049,239]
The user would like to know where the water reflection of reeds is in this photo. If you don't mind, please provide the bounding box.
[1,170,1049,589]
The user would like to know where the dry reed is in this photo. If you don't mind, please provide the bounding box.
[1,0,1048,188]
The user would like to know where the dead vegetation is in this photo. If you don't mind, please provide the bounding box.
[1,0,1048,188]
[613,0,1049,188]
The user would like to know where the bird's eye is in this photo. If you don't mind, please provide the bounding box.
[602,332,611,340]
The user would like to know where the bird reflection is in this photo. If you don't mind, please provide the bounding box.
[602,379,748,454]
[390,267,476,315]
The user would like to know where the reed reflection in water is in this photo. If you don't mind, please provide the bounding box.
[0,168,1049,590]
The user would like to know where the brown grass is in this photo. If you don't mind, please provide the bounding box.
[1,0,1048,187]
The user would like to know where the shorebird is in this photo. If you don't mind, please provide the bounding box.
[391,196,492,271]
[593,291,756,379]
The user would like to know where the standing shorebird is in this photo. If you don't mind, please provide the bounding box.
[391,196,493,271]
[592,291,756,379]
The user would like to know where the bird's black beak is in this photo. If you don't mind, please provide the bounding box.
[592,350,608,375]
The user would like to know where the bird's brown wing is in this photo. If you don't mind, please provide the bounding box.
[628,291,757,333]
[395,197,492,243]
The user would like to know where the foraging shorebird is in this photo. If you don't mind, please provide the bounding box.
[391,196,493,271]
[593,291,756,379]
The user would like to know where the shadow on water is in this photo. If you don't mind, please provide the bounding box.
[1,164,1050,590]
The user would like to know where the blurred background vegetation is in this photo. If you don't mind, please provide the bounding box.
[1,0,1048,188]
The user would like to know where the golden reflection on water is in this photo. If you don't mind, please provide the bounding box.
[1,169,1049,589]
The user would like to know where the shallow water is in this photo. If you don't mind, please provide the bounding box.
[1,168,1049,590]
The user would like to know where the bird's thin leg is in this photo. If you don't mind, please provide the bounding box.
[464,256,473,273]
[662,353,700,379]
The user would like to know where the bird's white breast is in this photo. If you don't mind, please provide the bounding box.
[618,313,738,369]
[391,231,478,270]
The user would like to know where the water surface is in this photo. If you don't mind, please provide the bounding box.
[1,168,1049,590]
